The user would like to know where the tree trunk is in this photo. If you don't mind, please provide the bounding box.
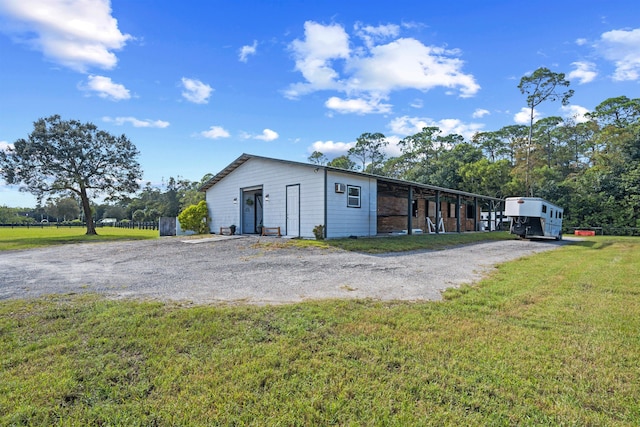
[526,106,534,197]
[80,185,97,235]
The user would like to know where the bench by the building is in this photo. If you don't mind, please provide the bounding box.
[219,226,235,235]
[261,226,281,237]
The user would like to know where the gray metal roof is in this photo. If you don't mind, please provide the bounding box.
[199,153,503,202]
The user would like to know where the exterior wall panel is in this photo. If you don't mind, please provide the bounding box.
[326,171,377,238]
[206,158,324,238]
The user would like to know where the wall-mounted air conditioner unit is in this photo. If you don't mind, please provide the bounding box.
[335,183,346,193]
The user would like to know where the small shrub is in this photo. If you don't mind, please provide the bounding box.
[313,224,325,240]
[178,201,210,234]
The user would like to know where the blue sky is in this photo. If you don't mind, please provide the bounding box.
[1,0,639,207]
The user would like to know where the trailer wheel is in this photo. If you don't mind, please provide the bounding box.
[556,233,563,241]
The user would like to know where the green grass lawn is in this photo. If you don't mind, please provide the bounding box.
[1,236,639,425]
[0,226,158,251]
[288,230,516,253]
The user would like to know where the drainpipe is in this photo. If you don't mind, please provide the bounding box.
[324,168,328,239]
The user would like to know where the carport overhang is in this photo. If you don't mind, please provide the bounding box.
[375,177,504,234]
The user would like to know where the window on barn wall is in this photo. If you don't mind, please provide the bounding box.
[347,185,361,208]
[412,200,418,217]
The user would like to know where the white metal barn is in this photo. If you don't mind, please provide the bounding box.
[201,154,503,239]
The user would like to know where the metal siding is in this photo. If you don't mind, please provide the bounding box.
[205,158,324,238]
[326,171,377,238]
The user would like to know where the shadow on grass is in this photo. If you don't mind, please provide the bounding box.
[564,237,617,250]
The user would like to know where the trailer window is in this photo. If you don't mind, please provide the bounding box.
[542,205,547,213]
[550,209,553,218]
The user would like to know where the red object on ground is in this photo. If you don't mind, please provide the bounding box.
[574,230,596,236]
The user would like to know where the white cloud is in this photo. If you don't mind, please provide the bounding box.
[561,105,590,123]
[0,140,13,152]
[514,107,541,125]
[596,28,640,81]
[0,0,131,72]
[103,116,169,128]
[349,38,480,97]
[568,61,597,84]
[239,40,258,62]
[325,96,392,114]
[472,108,490,118]
[354,22,400,48]
[286,21,479,111]
[286,21,350,98]
[410,98,423,109]
[200,126,230,139]
[181,77,213,104]
[80,75,130,100]
[388,116,484,140]
[254,129,279,141]
[309,140,354,155]
[575,38,588,46]
[383,135,403,157]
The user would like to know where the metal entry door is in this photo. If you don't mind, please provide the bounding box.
[286,185,300,237]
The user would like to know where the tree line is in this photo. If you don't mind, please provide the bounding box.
[0,175,209,226]
[309,70,640,232]
[1,115,210,234]
[2,69,638,234]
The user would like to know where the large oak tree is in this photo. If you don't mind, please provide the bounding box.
[0,115,142,235]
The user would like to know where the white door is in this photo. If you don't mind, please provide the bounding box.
[286,185,300,237]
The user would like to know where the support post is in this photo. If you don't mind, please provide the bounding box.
[407,186,413,235]
[435,190,441,234]
[492,201,497,231]
[456,194,461,233]
[474,197,479,231]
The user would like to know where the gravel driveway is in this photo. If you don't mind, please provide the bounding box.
[0,236,566,305]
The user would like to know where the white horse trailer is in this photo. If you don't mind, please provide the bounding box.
[505,197,564,240]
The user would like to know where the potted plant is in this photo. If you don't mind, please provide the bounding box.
[229,224,236,235]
